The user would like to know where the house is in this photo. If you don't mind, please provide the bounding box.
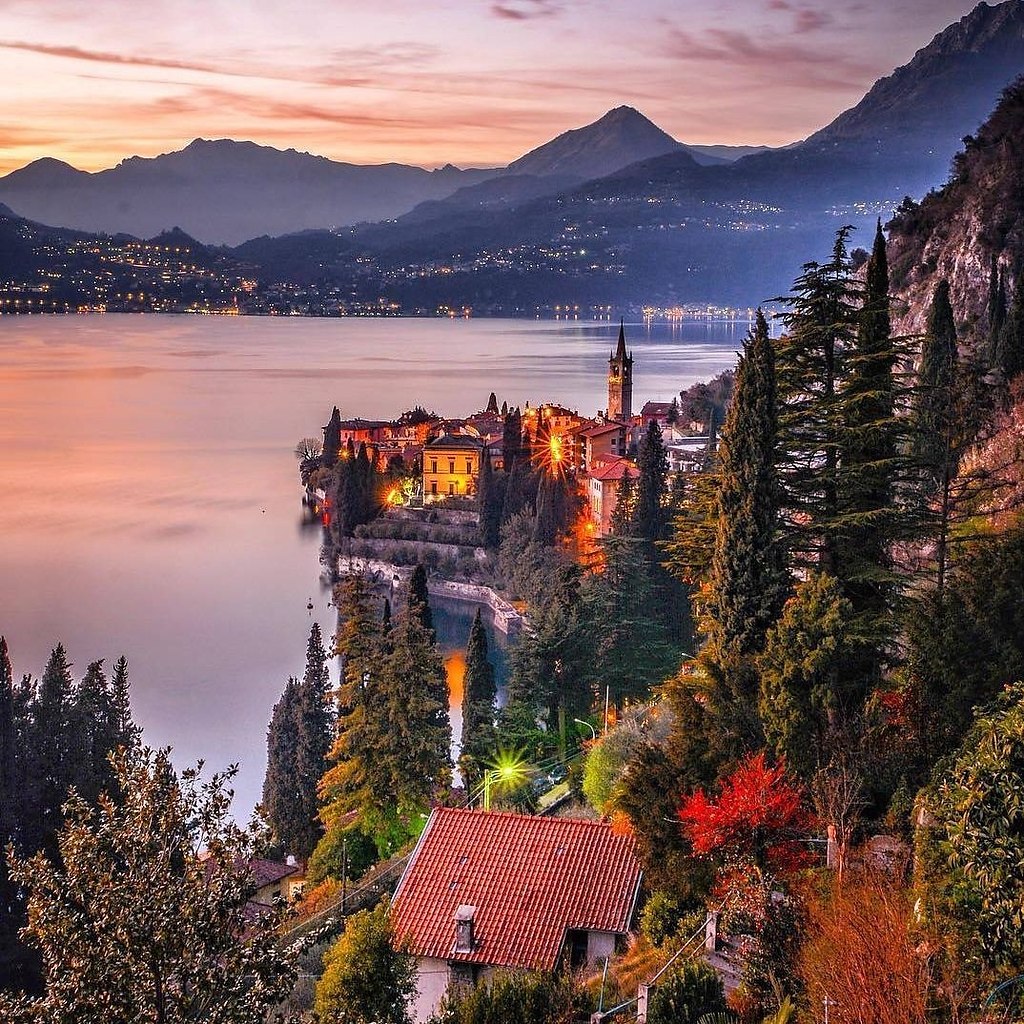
[576,420,627,472]
[587,456,638,537]
[392,808,643,1023]
[640,400,673,431]
[422,433,485,501]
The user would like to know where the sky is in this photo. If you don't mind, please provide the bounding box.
[0,0,987,173]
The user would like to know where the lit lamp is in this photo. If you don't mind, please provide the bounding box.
[481,752,527,811]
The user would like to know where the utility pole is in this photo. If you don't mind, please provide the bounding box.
[341,835,348,915]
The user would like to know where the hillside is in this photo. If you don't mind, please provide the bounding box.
[887,75,1024,336]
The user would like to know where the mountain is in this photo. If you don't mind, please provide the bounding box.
[0,140,497,246]
[887,75,1024,337]
[506,106,684,180]
[727,0,1024,203]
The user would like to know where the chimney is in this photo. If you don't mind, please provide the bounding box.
[455,905,476,953]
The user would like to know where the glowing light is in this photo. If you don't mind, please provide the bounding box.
[482,749,529,810]
[386,486,404,506]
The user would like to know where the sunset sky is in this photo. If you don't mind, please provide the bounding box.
[0,0,984,173]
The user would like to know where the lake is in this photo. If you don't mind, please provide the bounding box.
[0,313,746,813]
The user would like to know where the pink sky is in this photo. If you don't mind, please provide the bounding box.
[0,0,982,173]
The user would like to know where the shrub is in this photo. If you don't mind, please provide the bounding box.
[647,959,726,1024]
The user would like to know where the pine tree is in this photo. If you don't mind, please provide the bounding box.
[610,472,636,536]
[458,611,497,793]
[775,228,860,575]
[108,656,137,750]
[31,645,77,856]
[0,639,13,850]
[667,396,680,426]
[74,659,112,806]
[502,408,522,471]
[915,280,959,491]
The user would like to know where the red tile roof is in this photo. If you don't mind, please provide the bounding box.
[588,457,637,482]
[392,808,642,971]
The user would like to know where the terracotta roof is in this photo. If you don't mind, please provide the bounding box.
[588,458,637,482]
[249,858,302,889]
[392,808,642,971]
[579,421,626,438]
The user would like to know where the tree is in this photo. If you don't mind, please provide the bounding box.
[408,564,434,639]
[995,261,1024,385]
[678,753,808,875]
[632,420,670,545]
[295,437,323,462]
[0,747,297,1023]
[294,623,334,858]
[323,406,343,468]
[698,310,788,757]
[262,677,304,856]
[476,452,502,549]
[932,681,1024,967]
[458,611,497,794]
[757,573,854,779]
[314,901,415,1024]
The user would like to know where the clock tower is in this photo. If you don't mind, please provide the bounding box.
[607,321,633,422]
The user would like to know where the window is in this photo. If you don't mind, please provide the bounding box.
[449,483,455,495]
[431,459,437,474]
[431,481,437,494]
[449,459,455,474]
[466,459,473,474]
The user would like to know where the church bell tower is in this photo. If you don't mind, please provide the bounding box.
[607,321,633,422]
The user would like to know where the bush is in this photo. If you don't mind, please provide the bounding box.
[430,969,588,1024]
[647,959,726,1024]
[582,726,644,814]
[640,891,685,947]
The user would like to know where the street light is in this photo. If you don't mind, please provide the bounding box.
[481,752,528,811]
[573,718,597,742]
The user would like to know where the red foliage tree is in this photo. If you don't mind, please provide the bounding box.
[678,753,811,875]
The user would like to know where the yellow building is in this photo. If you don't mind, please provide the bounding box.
[423,434,484,502]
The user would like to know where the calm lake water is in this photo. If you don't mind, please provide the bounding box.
[0,313,745,813]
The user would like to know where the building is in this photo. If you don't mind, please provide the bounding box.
[392,808,643,1022]
[576,420,627,473]
[422,433,484,501]
[640,400,673,431]
[587,455,638,537]
[607,322,633,422]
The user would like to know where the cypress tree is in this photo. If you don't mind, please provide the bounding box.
[108,656,137,750]
[458,611,497,793]
[0,639,13,849]
[698,310,788,756]
[995,261,1024,385]
[292,623,334,858]
[261,677,304,855]
[381,605,452,810]
[632,420,670,545]
[915,280,959,491]
[477,451,501,549]
[835,222,900,681]
[407,564,434,638]
[322,406,342,468]
[610,473,636,536]
[704,309,788,658]
[74,659,111,806]
[502,408,522,471]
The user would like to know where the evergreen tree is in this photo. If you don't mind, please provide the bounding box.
[381,597,392,634]
[502,408,523,471]
[261,677,304,855]
[293,622,334,858]
[758,573,854,779]
[74,659,114,806]
[632,420,670,546]
[698,310,789,756]
[407,564,434,638]
[915,280,959,492]
[31,644,77,856]
[609,472,636,536]
[320,575,385,833]
[667,396,680,426]
[108,656,137,751]
[477,451,501,549]
[381,604,452,809]
[704,309,787,658]
[533,468,570,547]
[0,639,13,851]
[834,222,900,683]
[775,228,860,576]
[458,611,497,793]
[995,260,1024,385]
[322,406,342,468]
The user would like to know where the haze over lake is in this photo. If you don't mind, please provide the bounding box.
[0,314,746,812]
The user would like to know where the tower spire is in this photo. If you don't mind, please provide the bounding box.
[615,319,627,362]
[608,320,634,422]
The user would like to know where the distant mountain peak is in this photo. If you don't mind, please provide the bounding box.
[1,157,87,186]
[507,106,683,181]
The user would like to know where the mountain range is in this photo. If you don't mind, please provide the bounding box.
[3,1,1024,307]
